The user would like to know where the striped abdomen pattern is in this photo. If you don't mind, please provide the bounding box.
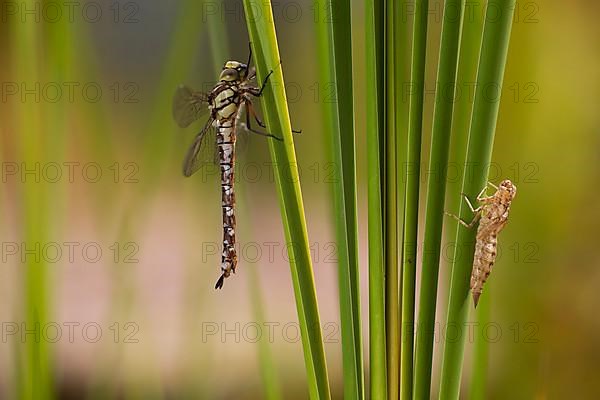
[212,83,241,289]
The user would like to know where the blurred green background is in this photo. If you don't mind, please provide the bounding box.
[0,0,598,398]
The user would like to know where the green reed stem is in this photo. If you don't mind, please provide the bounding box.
[12,2,52,397]
[365,0,387,397]
[468,292,490,399]
[400,1,429,398]
[384,1,400,398]
[243,1,331,399]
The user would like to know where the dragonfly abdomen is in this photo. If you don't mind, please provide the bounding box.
[470,233,498,304]
[215,120,238,289]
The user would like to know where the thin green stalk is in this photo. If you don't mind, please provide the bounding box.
[400,1,429,398]
[249,266,283,400]
[365,0,387,397]
[413,1,465,398]
[142,0,209,182]
[207,15,228,75]
[242,2,330,399]
[12,3,52,398]
[439,1,516,397]
[315,0,364,398]
[384,1,400,398]
[468,292,490,399]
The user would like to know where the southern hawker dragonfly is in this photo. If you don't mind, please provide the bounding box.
[173,49,284,290]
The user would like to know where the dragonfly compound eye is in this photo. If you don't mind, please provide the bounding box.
[219,68,240,82]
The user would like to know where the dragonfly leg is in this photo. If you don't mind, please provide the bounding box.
[250,103,267,129]
[476,185,495,202]
[246,42,253,71]
[460,193,483,213]
[248,101,302,135]
[257,70,274,97]
[244,101,283,141]
[445,211,480,229]
[487,181,498,190]
[246,66,301,133]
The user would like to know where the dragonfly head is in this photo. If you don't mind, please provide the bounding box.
[498,179,517,201]
[220,61,249,82]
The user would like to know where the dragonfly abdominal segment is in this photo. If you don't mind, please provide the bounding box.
[215,118,238,289]
[173,55,278,289]
[446,179,517,307]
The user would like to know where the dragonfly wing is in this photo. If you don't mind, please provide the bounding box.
[173,85,210,128]
[183,118,218,177]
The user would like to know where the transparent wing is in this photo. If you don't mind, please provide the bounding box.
[173,85,210,128]
[183,118,218,177]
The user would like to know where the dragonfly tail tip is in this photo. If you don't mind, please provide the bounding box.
[473,292,481,308]
[215,274,225,290]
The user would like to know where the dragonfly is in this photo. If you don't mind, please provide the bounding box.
[446,179,517,307]
[173,49,284,290]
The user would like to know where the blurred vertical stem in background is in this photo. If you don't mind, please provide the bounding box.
[364,0,387,397]
[439,1,516,397]
[243,1,331,399]
[11,0,53,397]
[315,0,364,398]
[142,0,208,182]
[248,268,283,400]
[400,1,429,398]
[413,1,464,398]
[384,0,400,397]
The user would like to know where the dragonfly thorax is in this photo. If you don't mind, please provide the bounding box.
[213,86,240,121]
